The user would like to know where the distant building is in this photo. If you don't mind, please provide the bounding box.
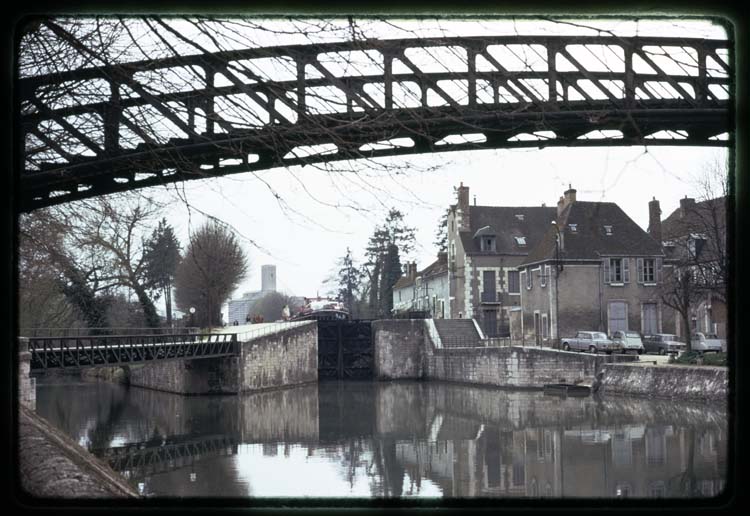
[227,265,279,324]
[392,253,449,318]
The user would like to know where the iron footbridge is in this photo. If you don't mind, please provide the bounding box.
[19,30,732,211]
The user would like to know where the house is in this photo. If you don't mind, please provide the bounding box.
[446,183,555,337]
[649,195,727,339]
[519,187,670,345]
[392,253,449,318]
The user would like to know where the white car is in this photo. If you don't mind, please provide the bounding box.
[611,330,645,354]
[692,333,725,353]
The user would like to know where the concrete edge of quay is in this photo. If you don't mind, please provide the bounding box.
[17,405,140,500]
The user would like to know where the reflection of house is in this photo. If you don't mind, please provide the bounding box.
[650,196,727,339]
[519,187,669,344]
[392,253,449,318]
[447,183,555,337]
[393,416,726,499]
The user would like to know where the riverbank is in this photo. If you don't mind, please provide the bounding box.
[17,405,139,500]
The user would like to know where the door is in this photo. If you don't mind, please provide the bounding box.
[482,270,496,302]
[534,313,541,346]
[609,301,628,334]
[484,309,498,337]
[643,303,658,336]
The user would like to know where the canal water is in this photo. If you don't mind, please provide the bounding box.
[35,378,727,500]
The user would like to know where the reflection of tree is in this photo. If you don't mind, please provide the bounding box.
[86,386,130,452]
[667,426,700,497]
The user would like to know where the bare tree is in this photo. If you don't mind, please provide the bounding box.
[173,219,248,328]
[659,160,728,351]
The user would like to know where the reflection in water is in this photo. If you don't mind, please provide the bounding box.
[34,378,727,499]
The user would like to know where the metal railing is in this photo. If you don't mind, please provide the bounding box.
[28,332,238,371]
[20,327,202,337]
[440,336,514,348]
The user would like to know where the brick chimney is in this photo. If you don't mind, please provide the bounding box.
[556,196,565,217]
[406,262,418,280]
[679,196,696,218]
[648,197,662,242]
[558,184,577,217]
[457,182,471,231]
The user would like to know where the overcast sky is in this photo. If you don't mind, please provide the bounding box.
[33,16,728,318]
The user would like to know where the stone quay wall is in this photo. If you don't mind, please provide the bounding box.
[373,319,636,388]
[129,321,317,394]
[18,406,139,499]
[598,363,728,402]
[372,320,426,380]
[238,321,317,392]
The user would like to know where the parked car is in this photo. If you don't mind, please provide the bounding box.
[643,334,686,355]
[691,333,725,353]
[611,330,645,354]
[561,331,622,354]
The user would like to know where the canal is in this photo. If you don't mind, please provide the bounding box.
[35,378,727,499]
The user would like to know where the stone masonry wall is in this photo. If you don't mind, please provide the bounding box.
[426,345,636,388]
[128,356,241,394]
[239,321,317,392]
[599,363,728,402]
[373,319,425,380]
[18,337,36,410]
[372,319,636,388]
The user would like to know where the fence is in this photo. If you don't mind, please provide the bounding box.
[20,327,202,337]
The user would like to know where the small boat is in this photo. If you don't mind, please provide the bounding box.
[543,383,591,397]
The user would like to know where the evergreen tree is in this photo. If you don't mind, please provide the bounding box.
[378,244,402,317]
[364,209,415,316]
[332,247,365,318]
[143,218,182,326]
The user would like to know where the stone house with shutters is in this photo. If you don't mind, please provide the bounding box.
[519,187,673,345]
[446,183,556,338]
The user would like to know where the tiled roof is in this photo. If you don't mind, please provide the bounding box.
[460,205,557,255]
[661,197,727,241]
[521,201,664,266]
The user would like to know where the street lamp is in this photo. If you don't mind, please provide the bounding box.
[551,222,563,348]
[189,306,196,330]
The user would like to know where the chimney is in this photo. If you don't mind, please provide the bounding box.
[648,197,662,242]
[558,184,577,216]
[679,196,696,218]
[406,262,418,280]
[437,251,447,264]
[457,182,471,231]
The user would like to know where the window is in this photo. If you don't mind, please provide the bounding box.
[508,271,520,294]
[526,267,533,289]
[515,236,527,246]
[604,257,630,283]
[638,258,656,283]
[542,314,548,338]
[481,236,497,252]
[604,225,613,235]
[515,214,525,221]
[569,224,577,233]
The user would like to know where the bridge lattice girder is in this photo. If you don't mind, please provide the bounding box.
[19,35,733,211]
